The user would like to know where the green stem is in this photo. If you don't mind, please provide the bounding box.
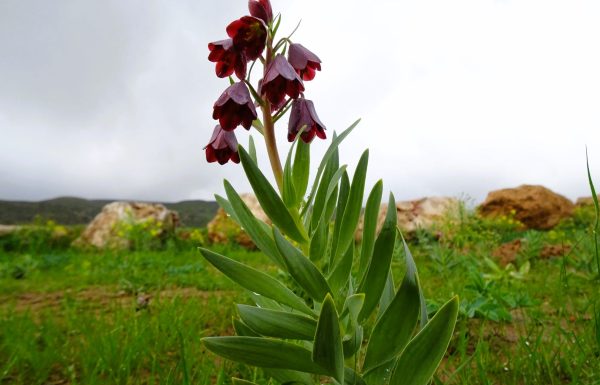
[261,35,284,193]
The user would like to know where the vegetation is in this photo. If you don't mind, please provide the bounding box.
[0,202,599,384]
[0,197,218,227]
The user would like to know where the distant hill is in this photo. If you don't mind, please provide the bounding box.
[0,197,219,227]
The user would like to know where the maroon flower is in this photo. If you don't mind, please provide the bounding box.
[208,39,247,80]
[205,125,240,164]
[261,54,305,108]
[288,43,322,81]
[248,0,273,25]
[288,98,326,143]
[213,82,257,131]
[226,16,267,61]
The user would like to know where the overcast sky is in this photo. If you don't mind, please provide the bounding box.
[1,0,599,204]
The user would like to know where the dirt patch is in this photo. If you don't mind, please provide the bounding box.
[0,287,234,314]
[492,239,522,266]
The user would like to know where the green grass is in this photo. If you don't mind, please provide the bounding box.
[1,206,599,384]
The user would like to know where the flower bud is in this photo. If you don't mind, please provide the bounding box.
[248,0,273,25]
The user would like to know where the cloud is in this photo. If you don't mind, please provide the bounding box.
[0,0,599,203]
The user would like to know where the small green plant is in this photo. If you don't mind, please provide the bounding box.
[199,1,458,383]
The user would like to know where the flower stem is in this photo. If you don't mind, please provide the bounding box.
[262,101,284,192]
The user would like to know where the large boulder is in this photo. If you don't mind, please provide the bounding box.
[356,197,460,241]
[207,194,268,248]
[478,185,573,230]
[0,225,20,237]
[73,202,179,249]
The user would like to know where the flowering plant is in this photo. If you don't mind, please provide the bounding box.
[201,1,458,384]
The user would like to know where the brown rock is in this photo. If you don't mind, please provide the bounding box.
[0,224,20,237]
[478,185,574,230]
[356,197,460,241]
[539,244,571,259]
[575,195,600,208]
[73,202,179,249]
[206,194,268,248]
[492,239,522,267]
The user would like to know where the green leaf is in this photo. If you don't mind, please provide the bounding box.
[389,296,459,385]
[334,150,369,261]
[342,326,363,359]
[282,137,298,208]
[214,194,239,223]
[224,180,284,268]
[309,137,340,231]
[303,119,360,217]
[237,304,317,340]
[359,180,383,275]
[232,378,257,385]
[313,294,344,383]
[273,227,332,302]
[311,166,347,232]
[330,171,350,267]
[233,318,260,337]
[363,260,421,373]
[309,218,329,262]
[377,270,395,319]
[266,369,313,385]
[344,368,367,385]
[199,248,313,316]
[293,140,311,206]
[202,336,326,374]
[357,193,397,323]
[363,359,395,385]
[238,146,308,244]
[248,292,283,311]
[586,148,600,276]
[248,135,258,165]
[402,236,429,328]
[328,244,354,296]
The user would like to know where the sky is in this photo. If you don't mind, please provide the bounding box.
[0,0,599,204]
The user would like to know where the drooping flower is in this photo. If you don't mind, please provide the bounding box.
[208,39,247,80]
[248,0,273,25]
[205,125,240,164]
[226,16,267,61]
[261,54,304,108]
[213,82,257,131]
[288,98,326,143]
[288,43,322,81]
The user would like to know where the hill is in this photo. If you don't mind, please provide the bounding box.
[0,197,218,227]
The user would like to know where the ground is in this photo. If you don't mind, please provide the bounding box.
[0,208,599,384]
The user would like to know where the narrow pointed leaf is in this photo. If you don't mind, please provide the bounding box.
[334,150,369,261]
[312,166,347,232]
[239,146,307,243]
[330,171,350,266]
[377,270,395,318]
[309,138,339,231]
[232,378,257,385]
[266,369,313,385]
[202,336,326,374]
[313,294,344,383]
[248,135,258,165]
[344,368,367,385]
[328,244,354,295]
[293,140,311,206]
[363,261,420,373]
[309,218,329,262]
[215,194,239,223]
[273,227,332,302]
[303,119,360,216]
[233,318,260,337]
[389,296,459,385]
[282,136,298,208]
[358,193,397,323]
[359,180,383,274]
[237,304,317,340]
[224,180,284,268]
[200,248,313,316]
[402,236,429,328]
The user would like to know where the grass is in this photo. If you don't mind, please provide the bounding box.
[1,205,599,384]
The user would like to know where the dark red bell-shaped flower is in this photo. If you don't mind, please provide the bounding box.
[248,0,273,25]
[261,54,305,108]
[226,16,267,61]
[288,98,326,143]
[213,82,257,131]
[205,125,240,164]
[288,43,322,81]
[208,39,247,80]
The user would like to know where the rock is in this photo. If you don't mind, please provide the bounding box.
[206,194,268,248]
[0,224,20,237]
[478,185,574,230]
[356,196,460,241]
[492,239,522,267]
[73,202,179,249]
[575,196,600,208]
[539,244,571,260]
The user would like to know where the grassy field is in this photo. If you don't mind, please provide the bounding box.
[1,206,599,384]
